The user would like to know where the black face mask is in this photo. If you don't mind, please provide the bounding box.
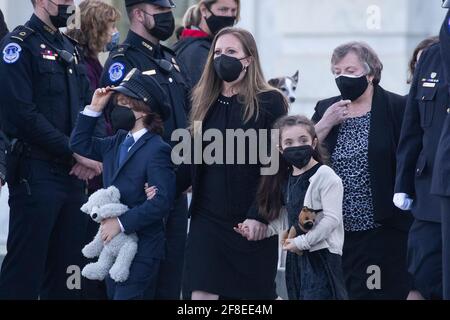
[111,104,138,132]
[205,8,236,35]
[282,145,314,170]
[47,0,72,29]
[214,55,246,83]
[335,74,369,102]
[143,11,175,41]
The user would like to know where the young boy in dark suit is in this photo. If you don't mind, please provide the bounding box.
[70,68,176,300]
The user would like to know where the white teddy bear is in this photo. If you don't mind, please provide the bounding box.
[81,186,138,283]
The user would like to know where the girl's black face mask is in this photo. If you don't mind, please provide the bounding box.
[282,145,314,170]
[111,104,137,132]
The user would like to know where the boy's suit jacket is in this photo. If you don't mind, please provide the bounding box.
[70,113,176,261]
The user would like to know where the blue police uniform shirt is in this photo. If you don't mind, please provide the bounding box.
[0,14,92,159]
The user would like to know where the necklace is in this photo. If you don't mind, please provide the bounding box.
[286,174,303,204]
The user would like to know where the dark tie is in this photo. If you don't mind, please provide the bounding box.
[118,135,135,167]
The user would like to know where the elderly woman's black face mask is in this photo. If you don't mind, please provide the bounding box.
[335,74,369,102]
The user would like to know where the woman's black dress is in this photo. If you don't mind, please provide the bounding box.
[184,93,282,299]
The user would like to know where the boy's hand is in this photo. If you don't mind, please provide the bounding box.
[90,87,114,113]
[101,218,121,244]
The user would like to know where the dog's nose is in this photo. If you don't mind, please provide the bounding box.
[304,221,314,230]
[92,213,98,220]
[289,97,296,103]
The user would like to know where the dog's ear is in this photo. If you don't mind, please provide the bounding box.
[268,78,280,87]
[292,70,299,83]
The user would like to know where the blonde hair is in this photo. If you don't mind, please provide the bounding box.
[190,27,285,131]
[66,0,121,57]
[183,0,241,29]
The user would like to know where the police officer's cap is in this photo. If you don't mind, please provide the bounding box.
[112,68,171,122]
[443,0,450,8]
[125,0,176,8]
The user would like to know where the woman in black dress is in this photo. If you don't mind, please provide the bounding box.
[178,27,288,300]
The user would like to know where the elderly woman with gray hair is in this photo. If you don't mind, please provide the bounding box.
[312,41,413,300]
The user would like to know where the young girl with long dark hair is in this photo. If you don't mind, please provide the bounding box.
[236,115,348,300]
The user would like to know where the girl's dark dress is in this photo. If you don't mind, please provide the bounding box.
[284,164,348,300]
[184,92,286,299]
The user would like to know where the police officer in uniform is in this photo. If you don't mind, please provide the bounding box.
[0,0,102,299]
[432,1,450,300]
[100,0,190,299]
[394,24,447,299]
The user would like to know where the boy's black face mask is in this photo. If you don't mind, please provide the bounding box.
[111,104,137,132]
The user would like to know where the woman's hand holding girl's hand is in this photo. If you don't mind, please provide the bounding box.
[234,223,250,238]
[235,219,268,241]
[90,86,114,113]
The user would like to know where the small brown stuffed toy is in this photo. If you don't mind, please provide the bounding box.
[281,206,323,256]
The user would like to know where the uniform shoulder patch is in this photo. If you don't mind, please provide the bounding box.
[10,25,35,42]
[111,44,130,59]
[3,43,22,64]
[108,62,126,83]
